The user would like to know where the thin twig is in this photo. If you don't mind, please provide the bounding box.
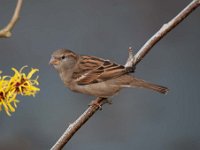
[51,98,108,150]
[0,0,23,38]
[51,1,200,149]
[132,0,200,66]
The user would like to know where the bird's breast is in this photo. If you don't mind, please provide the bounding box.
[68,81,121,97]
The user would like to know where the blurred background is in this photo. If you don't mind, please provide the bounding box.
[0,0,200,149]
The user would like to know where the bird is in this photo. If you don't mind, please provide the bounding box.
[49,49,168,106]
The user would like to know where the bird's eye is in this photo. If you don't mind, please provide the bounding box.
[61,56,66,60]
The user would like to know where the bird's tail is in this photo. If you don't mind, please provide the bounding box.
[118,75,169,94]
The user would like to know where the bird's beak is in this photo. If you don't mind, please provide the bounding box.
[49,57,59,65]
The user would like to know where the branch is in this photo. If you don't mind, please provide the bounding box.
[51,1,200,149]
[0,0,23,38]
[51,98,108,150]
[131,0,200,66]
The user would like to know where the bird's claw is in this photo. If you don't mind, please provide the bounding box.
[89,100,102,110]
[89,98,112,110]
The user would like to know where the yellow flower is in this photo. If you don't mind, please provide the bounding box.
[0,76,19,116]
[9,66,40,96]
[0,66,40,116]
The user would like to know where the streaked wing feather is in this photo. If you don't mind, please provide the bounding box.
[73,55,127,85]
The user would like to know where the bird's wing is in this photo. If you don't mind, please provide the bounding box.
[73,55,127,85]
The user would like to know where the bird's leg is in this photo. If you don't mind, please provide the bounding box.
[89,100,102,110]
[89,97,109,110]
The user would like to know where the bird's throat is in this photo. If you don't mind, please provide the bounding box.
[59,69,73,86]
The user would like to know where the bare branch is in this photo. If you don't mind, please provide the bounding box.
[131,0,200,66]
[51,1,200,149]
[51,98,108,150]
[0,0,23,38]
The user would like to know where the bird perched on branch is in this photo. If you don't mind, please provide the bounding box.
[49,49,168,104]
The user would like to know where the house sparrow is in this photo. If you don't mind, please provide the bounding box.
[49,49,168,99]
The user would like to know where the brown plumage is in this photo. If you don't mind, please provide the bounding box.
[49,49,168,98]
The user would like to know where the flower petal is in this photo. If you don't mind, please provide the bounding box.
[27,68,39,79]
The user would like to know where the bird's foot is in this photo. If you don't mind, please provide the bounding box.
[89,100,102,110]
[88,97,110,110]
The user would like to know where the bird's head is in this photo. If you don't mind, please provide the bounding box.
[49,49,78,72]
